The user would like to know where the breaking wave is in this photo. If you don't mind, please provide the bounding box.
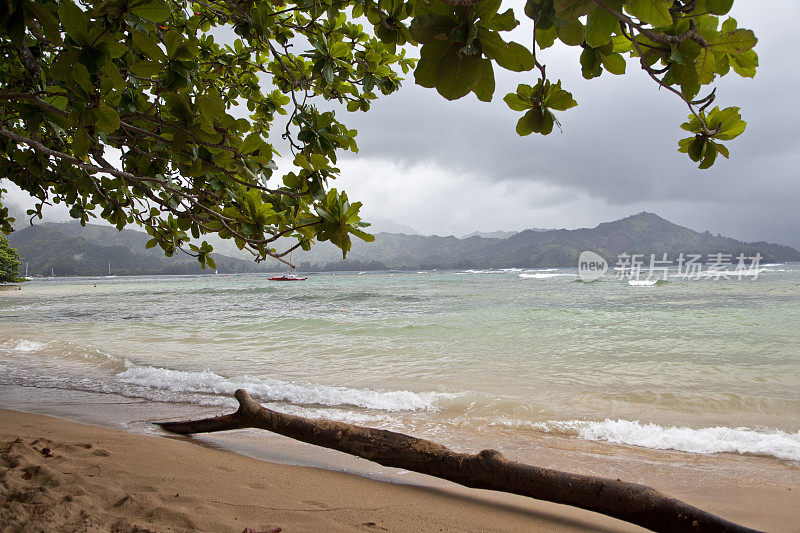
[527,418,800,461]
[116,364,461,412]
[519,273,576,279]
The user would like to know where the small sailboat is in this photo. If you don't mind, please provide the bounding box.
[105,261,116,278]
[268,273,307,281]
[24,262,32,281]
[268,251,306,281]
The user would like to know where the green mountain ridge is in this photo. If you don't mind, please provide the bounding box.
[6,212,799,276]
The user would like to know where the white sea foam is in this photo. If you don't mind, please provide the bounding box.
[530,419,800,461]
[519,273,576,279]
[116,364,459,412]
[628,279,658,286]
[13,340,46,352]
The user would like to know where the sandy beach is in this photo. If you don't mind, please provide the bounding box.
[1,408,655,533]
[0,402,797,532]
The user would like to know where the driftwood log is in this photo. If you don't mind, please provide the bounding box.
[157,389,759,533]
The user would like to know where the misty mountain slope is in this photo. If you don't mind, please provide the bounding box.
[7,212,799,275]
[458,213,799,267]
[41,221,151,250]
[297,212,800,270]
[8,224,273,276]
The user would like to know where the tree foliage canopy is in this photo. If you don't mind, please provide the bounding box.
[0,234,23,281]
[0,0,757,265]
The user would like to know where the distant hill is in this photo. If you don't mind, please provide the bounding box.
[290,212,800,270]
[8,223,275,277]
[6,212,799,275]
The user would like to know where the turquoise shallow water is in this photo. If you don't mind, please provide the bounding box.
[2,265,799,461]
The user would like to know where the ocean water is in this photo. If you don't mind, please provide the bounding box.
[2,266,799,464]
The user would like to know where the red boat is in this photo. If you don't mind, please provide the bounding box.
[268,274,307,281]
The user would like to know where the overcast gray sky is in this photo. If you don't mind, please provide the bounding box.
[3,2,799,247]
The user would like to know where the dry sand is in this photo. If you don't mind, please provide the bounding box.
[1,409,647,532]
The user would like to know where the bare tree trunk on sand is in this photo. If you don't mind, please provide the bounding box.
[157,389,759,533]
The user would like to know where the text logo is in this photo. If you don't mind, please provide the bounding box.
[578,251,608,282]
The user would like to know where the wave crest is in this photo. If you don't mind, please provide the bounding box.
[530,418,800,461]
[116,364,461,412]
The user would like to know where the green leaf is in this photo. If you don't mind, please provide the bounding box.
[484,9,519,32]
[132,30,167,61]
[708,106,746,140]
[544,82,578,110]
[503,93,531,112]
[515,107,554,136]
[329,42,350,58]
[473,59,495,102]
[600,52,626,75]
[698,143,717,169]
[555,18,585,46]
[474,0,502,20]
[695,48,716,84]
[729,49,758,78]
[714,141,730,159]
[71,64,92,94]
[409,15,457,44]
[129,0,172,22]
[535,27,558,49]
[478,29,533,72]
[580,48,602,79]
[705,0,734,15]
[711,29,758,54]
[687,136,707,162]
[553,0,594,19]
[349,227,374,242]
[516,109,539,136]
[585,2,621,48]
[128,60,163,77]
[240,133,263,155]
[30,3,63,44]
[72,129,90,157]
[628,0,672,28]
[58,0,89,44]
[94,104,120,133]
[677,62,700,100]
[435,47,482,100]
